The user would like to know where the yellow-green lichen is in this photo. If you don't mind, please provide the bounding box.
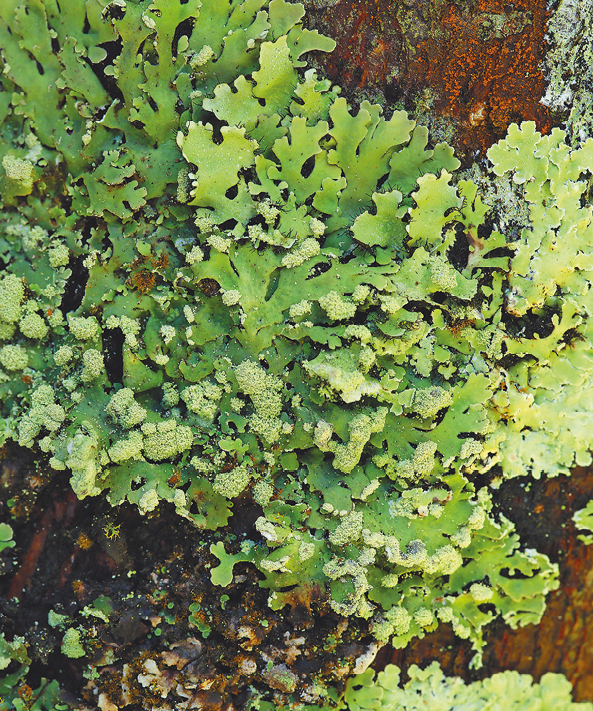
[0,0,591,700]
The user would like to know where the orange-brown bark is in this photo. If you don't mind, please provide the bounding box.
[304,0,554,162]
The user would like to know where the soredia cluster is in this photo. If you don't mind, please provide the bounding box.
[1,0,593,702]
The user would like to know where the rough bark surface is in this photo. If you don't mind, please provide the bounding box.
[303,0,553,162]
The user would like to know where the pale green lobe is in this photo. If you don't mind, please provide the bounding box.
[351,190,406,249]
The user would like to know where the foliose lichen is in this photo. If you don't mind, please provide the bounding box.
[339,662,593,711]
[0,632,63,711]
[0,0,592,707]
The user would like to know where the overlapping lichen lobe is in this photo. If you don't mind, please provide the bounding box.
[380,466,593,701]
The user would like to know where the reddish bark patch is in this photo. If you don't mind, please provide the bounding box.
[8,488,80,600]
[304,0,554,161]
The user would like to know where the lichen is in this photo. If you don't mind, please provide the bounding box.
[343,662,593,711]
[61,628,85,659]
[0,0,592,706]
[0,344,27,371]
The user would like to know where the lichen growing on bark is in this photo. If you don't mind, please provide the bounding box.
[1,0,593,709]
